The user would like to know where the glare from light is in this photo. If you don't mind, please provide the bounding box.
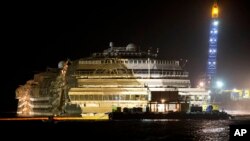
[216,81,224,88]
[213,21,219,26]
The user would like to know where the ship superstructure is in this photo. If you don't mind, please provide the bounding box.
[16,43,208,117]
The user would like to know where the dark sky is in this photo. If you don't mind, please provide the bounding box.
[1,0,250,112]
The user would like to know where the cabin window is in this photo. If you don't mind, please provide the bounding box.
[140,95,146,100]
[131,95,135,100]
[109,95,113,100]
[135,95,140,100]
[126,95,130,100]
[103,95,109,100]
[120,95,125,100]
[89,95,93,100]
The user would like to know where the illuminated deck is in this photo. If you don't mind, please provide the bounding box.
[0,116,109,121]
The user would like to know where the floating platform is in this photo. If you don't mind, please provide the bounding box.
[108,111,232,120]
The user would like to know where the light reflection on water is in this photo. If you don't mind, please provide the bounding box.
[142,119,180,122]
[194,120,230,141]
[202,127,225,133]
[141,119,229,140]
[225,110,250,116]
[111,119,232,140]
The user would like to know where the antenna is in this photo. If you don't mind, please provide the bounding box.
[180,58,188,68]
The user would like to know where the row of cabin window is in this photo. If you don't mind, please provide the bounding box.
[76,70,188,75]
[70,95,148,101]
[79,60,179,65]
[94,52,156,57]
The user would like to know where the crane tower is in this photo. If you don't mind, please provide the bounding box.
[207,1,219,89]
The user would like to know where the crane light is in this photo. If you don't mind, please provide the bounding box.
[213,21,219,26]
[216,81,224,89]
[212,3,219,18]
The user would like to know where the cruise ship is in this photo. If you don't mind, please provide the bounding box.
[16,43,209,117]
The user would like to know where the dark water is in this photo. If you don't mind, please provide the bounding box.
[1,116,250,141]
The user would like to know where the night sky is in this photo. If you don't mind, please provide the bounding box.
[1,0,250,113]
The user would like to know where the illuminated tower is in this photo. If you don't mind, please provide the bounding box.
[207,2,219,89]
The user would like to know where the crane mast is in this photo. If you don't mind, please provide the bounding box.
[207,1,219,90]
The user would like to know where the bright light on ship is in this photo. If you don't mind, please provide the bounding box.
[158,104,165,112]
[199,82,204,88]
[161,99,165,103]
